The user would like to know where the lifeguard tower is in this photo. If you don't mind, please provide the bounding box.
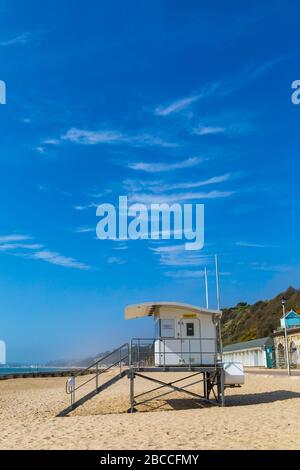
[125,301,244,412]
[61,300,244,416]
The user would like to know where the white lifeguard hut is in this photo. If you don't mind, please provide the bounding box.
[63,257,244,415]
[125,302,221,367]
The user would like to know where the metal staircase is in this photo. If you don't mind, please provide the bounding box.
[58,337,230,416]
[57,343,129,417]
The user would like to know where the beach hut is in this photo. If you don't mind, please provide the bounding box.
[280,310,300,329]
[222,337,274,368]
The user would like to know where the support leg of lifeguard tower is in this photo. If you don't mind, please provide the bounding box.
[206,371,216,400]
[129,369,137,413]
[135,372,206,407]
[220,368,225,407]
[203,371,208,400]
[127,369,223,411]
[216,369,225,407]
[205,370,225,406]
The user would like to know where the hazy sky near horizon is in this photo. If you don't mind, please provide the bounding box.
[0,1,299,363]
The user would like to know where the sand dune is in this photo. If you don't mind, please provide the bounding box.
[0,371,300,449]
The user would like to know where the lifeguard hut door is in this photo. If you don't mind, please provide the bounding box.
[154,312,216,367]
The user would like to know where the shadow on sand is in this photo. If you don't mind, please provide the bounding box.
[224,390,300,407]
[160,390,300,411]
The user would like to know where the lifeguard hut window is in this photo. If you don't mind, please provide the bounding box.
[186,322,194,337]
[160,319,175,338]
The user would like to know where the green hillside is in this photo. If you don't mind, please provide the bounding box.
[221,286,300,346]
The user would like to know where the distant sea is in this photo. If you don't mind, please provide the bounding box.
[0,366,68,376]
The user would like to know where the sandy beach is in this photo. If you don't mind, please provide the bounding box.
[0,370,300,450]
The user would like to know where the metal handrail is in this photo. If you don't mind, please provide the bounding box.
[66,343,129,402]
[131,336,216,342]
[71,342,129,379]
[130,337,219,368]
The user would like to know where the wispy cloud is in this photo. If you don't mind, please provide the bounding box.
[84,188,113,198]
[0,234,31,243]
[158,253,207,267]
[250,262,294,273]
[236,242,279,248]
[124,174,231,193]
[155,95,202,116]
[215,57,284,98]
[155,82,219,116]
[154,57,285,116]
[60,128,177,148]
[150,244,211,267]
[0,32,30,47]
[127,157,202,173]
[63,129,126,145]
[122,179,162,192]
[192,109,255,137]
[193,126,226,136]
[42,139,60,145]
[165,269,205,279]
[107,256,126,265]
[122,168,234,204]
[35,146,46,154]
[28,250,91,270]
[151,244,187,254]
[0,243,43,252]
[164,269,231,279]
[165,174,231,190]
[74,226,95,233]
[73,202,99,211]
[0,234,91,270]
[113,243,128,251]
[129,190,234,205]
[74,172,233,218]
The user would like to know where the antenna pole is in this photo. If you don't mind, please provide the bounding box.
[215,254,220,310]
[204,267,209,309]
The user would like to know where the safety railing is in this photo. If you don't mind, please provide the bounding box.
[130,337,219,368]
[66,343,129,407]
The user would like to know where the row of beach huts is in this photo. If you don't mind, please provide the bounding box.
[223,309,300,368]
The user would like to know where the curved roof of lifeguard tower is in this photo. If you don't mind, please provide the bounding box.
[125,302,222,320]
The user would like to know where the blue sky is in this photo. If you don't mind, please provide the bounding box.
[0,1,299,363]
